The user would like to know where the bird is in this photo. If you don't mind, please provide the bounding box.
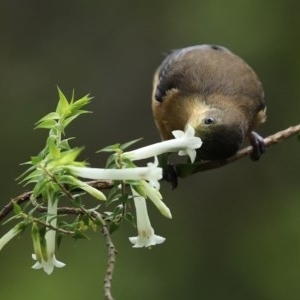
[152,45,266,163]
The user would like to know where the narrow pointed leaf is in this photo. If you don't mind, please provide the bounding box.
[56,87,70,115]
[120,138,142,150]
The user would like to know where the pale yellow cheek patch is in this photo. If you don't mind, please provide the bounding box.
[185,98,212,129]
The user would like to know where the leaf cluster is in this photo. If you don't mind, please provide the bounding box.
[9,89,139,247]
[10,90,101,244]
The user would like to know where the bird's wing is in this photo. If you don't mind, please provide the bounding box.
[154,45,231,102]
[154,49,183,101]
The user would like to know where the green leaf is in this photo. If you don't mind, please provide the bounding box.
[35,119,57,129]
[121,157,136,168]
[35,112,59,129]
[12,201,23,215]
[17,164,37,182]
[107,185,121,202]
[73,109,91,115]
[105,154,117,168]
[98,144,120,153]
[70,94,93,111]
[2,214,22,225]
[37,112,60,122]
[63,115,79,128]
[32,177,50,198]
[109,222,120,234]
[112,205,123,217]
[56,87,70,116]
[120,138,142,150]
[118,193,129,204]
[54,123,65,135]
[73,230,90,240]
[71,196,83,208]
[56,232,63,250]
[30,155,43,165]
[124,212,136,227]
[48,147,84,168]
[60,174,76,186]
[46,135,60,158]
[93,215,105,226]
[21,169,43,184]
[59,138,74,151]
[81,214,90,226]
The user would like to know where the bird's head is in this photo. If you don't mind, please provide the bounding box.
[189,107,245,161]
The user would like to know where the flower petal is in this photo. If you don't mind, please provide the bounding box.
[129,231,166,248]
[130,188,166,248]
[31,254,66,275]
[146,157,162,189]
[171,130,184,139]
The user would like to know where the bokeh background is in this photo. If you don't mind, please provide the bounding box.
[1,1,300,299]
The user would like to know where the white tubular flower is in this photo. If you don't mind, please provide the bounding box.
[0,222,24,251]
[122,124,202,163]
[129,188,165,248]
[69,159,162,184]
[140,181,172,219]
[31,198,65,275]
[31,252,65,275]
[171,124,202,162]
[145,156,161,189]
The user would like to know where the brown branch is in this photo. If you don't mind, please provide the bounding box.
[0,180,113,222]
[0,191,32,221]
[177,124,300,176]
[93,212,117,300]
[33,217,75,235]
[1,125,300,221]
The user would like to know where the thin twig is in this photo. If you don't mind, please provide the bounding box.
[33,217,75,235]
[36,205,84,215]
[178,124,300,175]
[0,180,113,222]
[93,212,117,300]
[0,191,32,221]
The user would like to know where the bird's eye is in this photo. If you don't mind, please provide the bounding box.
[203,117,216,125]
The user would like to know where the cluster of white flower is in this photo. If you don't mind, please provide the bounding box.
[71,125,201,249]
[0,125,202,274]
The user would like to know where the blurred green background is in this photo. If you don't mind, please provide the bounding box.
[1,1,300,299]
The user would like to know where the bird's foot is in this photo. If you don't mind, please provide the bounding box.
[163,163,178,189]
[248,131,266,161]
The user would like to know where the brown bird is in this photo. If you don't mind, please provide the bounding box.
[152,45,266,162]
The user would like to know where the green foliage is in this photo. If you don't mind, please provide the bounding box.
[36,88,92,133]
[20,89,91,196]
[0,89,146,262]
[5,90,110,258]
[99,139,142,169]
[0,87,171,295]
